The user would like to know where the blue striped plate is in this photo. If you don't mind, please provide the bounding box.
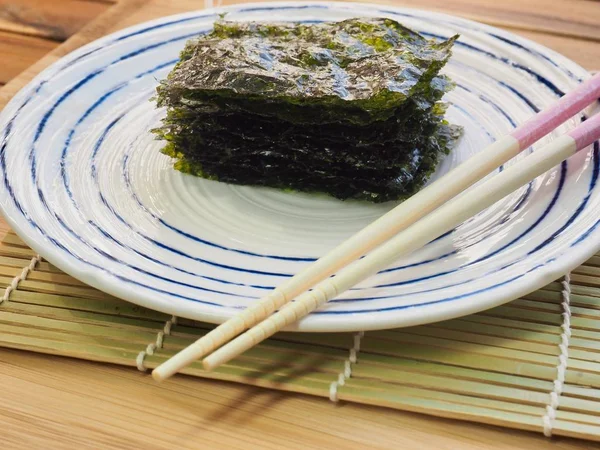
[0,2,598,332]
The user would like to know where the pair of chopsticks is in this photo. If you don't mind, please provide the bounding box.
[153,72,600,381]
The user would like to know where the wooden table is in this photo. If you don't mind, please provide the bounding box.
[0,1,599,448]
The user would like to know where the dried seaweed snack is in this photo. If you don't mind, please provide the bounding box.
[163,133,428,173]
[156,80,451,150]
[161,123,462,203]
[156,18,458,125]
[154,18,463,203]
[165,125,461,203]
[154,79,452,167]
[154,91,451,175]
[156,108,446,172]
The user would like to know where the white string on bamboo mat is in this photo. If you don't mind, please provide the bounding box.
[0,254,41,305]
[136,315,178,372]
[329,331,364,402]
[542,273,572,437]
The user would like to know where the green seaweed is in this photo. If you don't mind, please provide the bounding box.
[157,123,458,203]
[153,18,463,203]
[156,18,458,124]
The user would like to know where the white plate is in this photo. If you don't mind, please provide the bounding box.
[0,2,598,332]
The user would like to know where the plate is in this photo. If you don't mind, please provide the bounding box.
[0,1,598,332]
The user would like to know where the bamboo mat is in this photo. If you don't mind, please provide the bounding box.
[1,229,600,442]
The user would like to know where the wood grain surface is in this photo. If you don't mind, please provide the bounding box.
[0,0,599,448]
[2,348,598,450]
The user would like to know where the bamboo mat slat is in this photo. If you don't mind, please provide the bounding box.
[1,230,600,442]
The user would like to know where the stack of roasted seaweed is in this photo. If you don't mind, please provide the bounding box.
[154,18,462,203]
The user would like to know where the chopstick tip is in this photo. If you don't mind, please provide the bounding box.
[151,365,171,382]
[151,343,208,381]
[202,358,216,372]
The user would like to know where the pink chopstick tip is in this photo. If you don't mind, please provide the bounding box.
[511,72,600,149]
[569,113,600,151]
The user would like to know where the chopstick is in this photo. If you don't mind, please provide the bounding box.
[152,72,600,381]
[202,111,600,370]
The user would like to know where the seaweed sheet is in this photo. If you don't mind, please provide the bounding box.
[156,18,458,124]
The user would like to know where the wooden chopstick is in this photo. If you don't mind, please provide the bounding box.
[201,112,600,370]
[152,73,600,381]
